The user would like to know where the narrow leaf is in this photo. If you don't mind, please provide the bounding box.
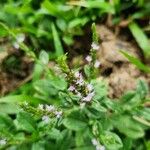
[51,23,64,57]
[129,22,150,57]
[120,50,150,73]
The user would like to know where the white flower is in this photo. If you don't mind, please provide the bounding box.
[92,138,98,146]
[38,104,44,110]
[87,84,93,92]
[0,139,6,145]
[46,105,55,112]
[13,33,25,49]
[68,85,75,92]
[86,55,92,62]
[92,138,105,150]
[74,72,84,85]
[83,92,95,102]
[74,71,80,78]
[76,77,84,86]
[91,42,99,50]
[13,42,20,49]
[42,115,50,124]
[80,103,86,109]
[96,145,105,150]
[55,111,62,118]
[16,33,25,43]
[94,60,101,68]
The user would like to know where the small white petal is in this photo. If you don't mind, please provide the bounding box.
[94,60,101,68]
[46,105,55,112]
[91,42,99,50]
[87,84,93,92]
[42,115,50,124]
[0,139,6,145]
[74,71,80,78]
[82,92,94,102]
[100,146,105,150]
[76,78,84,86]
[16,33,25,43]
[96,145,105,150]
[55,111,62,118]
[91,138,98,146]
[13,42,20,49]
[68,85,75,92]
[86,55,92,62]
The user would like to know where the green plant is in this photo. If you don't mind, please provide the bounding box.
[0,0,149,58]
[0,23,150,150]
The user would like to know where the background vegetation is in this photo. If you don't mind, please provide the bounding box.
[0,0,150,150]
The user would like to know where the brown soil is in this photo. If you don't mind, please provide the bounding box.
[96,25,148,98]
[0,25,149,98]
[0,40,33,96]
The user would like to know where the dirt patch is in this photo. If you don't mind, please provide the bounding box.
[0,25,149,98]
[96,25,147,98]
[0,40,33,96]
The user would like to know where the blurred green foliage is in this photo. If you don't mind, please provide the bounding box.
[0,1,150,149]
[0,0,149,57]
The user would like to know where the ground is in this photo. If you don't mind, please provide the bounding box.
[0,24,149,98]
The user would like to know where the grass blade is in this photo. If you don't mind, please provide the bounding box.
[120,50,150,73]
[51,23,64,57]
[129,22,150,58]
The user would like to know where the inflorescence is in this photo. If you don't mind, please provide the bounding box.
[20,102,62,124]
[68,70,95,106]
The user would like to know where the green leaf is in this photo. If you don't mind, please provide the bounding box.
[68,17,89,29]
[63,118,87,131]
[0,23,9,37]
[112,115,144,139]
[15,112,36,133]
[75,132,85,147]
[133,107,150,127]
[122,137,132,150]
[0,113,14,130]
[49,76,67,91]
[84,65,91,79]
[73,146,94,150]
[63,111,87,131]
[136,80,149,99]
[129,22,150,57]
[48,128,62,140]
[41,0,61,17]
[33,79,58,98]
[92,79,108,101]
[0,95,41,104]
[51,23,64,57]
[32,142,45,150]
[0,103,19,114]
[32,63,44,81]
[136,108,150,122]
[57,130,73,150]
[101,131,123,150]
[120,50,150,73]
[146,140,150,150]
[39,50,49,65]
[68,1,115,14]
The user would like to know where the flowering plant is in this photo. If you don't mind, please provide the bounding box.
[0,24,150,150]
